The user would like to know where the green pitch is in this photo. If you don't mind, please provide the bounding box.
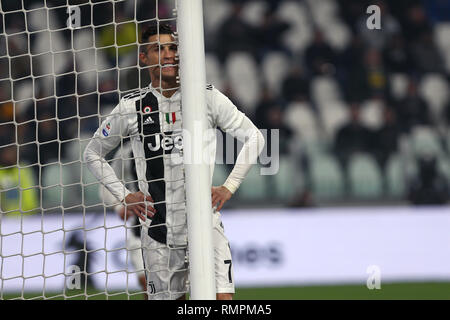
[3,282,450,300]
[236,282,450,300]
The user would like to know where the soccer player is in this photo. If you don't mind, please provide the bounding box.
[84,24,265,300]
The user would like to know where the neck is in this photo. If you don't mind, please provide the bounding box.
[151,78,179,98]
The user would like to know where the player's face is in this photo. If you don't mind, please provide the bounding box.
[141,34,178,83]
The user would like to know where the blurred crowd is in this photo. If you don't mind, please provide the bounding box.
[0,0,449,213]
[206,0,450,206]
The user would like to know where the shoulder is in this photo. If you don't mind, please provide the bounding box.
[122,87,150,102]
[205,83,231,106]
[117,87,154,113]
[116,94,138,114]
[205,84,246,129]
[205,83,216,101]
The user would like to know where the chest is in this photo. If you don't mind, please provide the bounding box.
[136,93,183,157]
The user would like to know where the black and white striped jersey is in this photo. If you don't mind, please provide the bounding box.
[84,84,264,245]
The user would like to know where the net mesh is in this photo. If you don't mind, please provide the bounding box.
[0,0,182,300]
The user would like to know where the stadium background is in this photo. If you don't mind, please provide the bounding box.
[1,0,450,299]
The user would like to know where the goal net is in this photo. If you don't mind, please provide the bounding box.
[0,0,187,300]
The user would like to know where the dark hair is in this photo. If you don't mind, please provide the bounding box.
[141,23,174,44]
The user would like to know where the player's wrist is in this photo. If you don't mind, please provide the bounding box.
[222,181,237,195]
[113,204,123,214]
[121,189,133,203]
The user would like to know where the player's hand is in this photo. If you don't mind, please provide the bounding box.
[118,206,127,221]
[211,186,232,212]
[124,191,156,221]
[118,206,133,221]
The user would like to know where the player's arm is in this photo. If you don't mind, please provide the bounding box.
[83,100,155,220]
[210,87,265,211]
[109,145,154,221]
[98,143,133,220]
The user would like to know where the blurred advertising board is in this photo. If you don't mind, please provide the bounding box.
[1,207,450,292]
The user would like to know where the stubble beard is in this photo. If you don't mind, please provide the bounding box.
[151,67,178,88]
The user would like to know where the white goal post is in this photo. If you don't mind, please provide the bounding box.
[177,0,216,300]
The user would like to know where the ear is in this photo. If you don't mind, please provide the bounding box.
[139,51,148,65]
